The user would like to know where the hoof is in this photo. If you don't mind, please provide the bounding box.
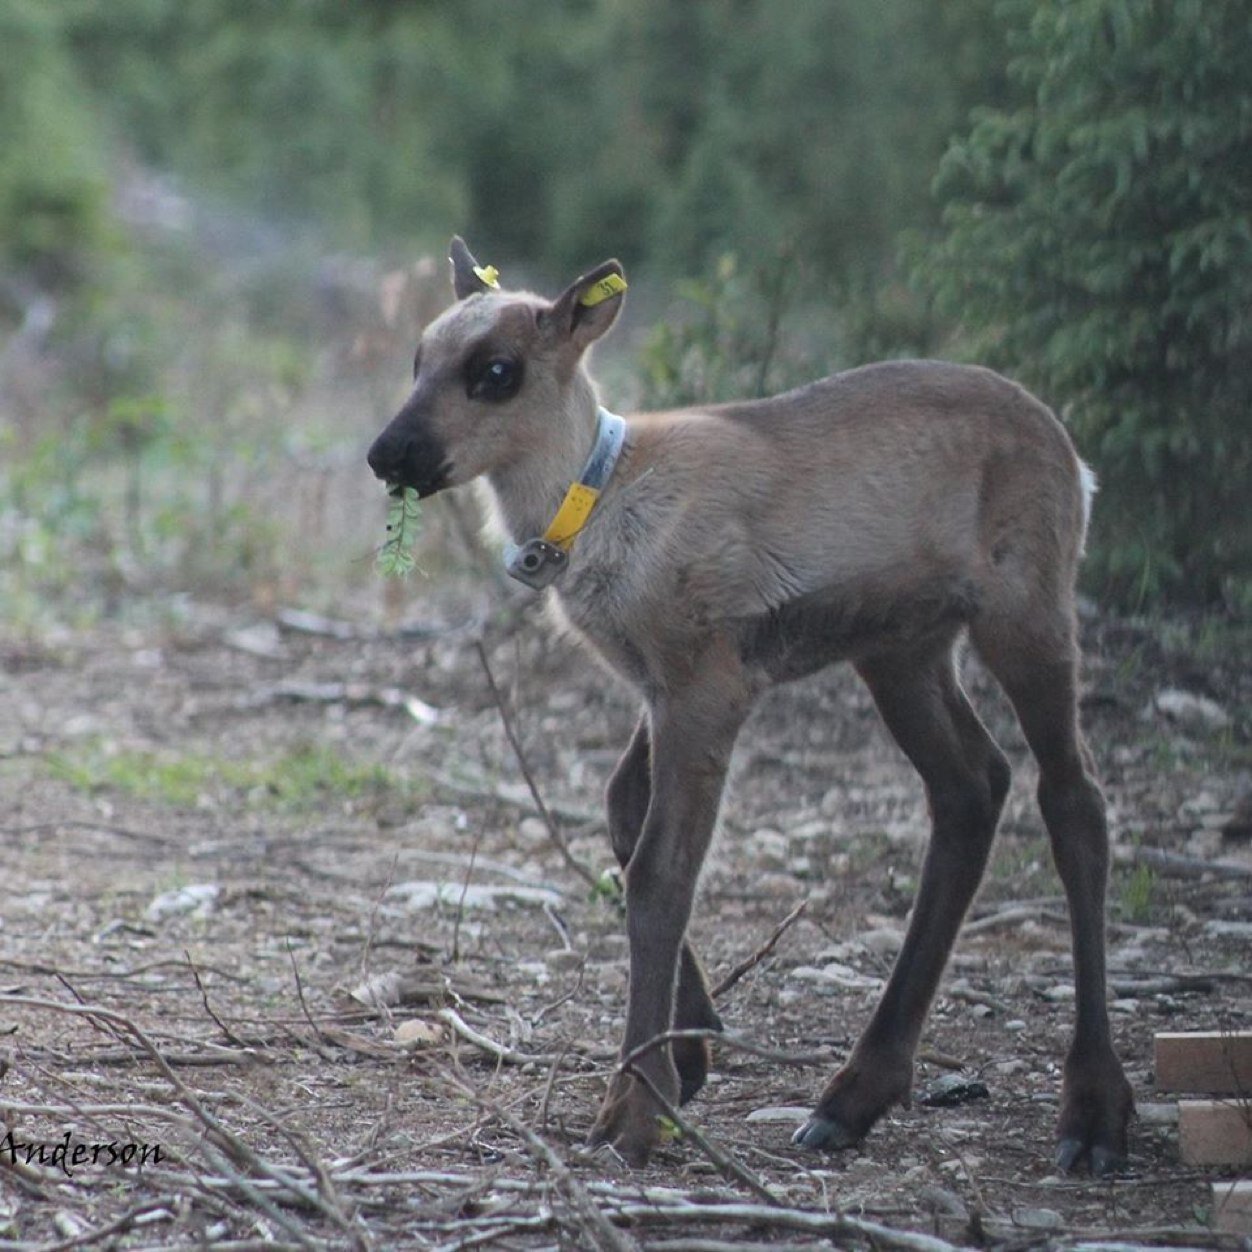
[673,1020,721,1105]
[1055,1137,1127,1176]
[588,1070,671,1168]
[791,1115,864,1153]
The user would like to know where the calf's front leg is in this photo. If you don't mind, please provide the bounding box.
[589,675,748,1165]
[606,714,724,1104]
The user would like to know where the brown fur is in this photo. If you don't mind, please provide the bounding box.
[367,240,1133,1171]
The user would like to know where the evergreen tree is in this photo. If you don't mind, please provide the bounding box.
[919,0,1252,607]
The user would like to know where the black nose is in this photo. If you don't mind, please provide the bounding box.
[366,423,451,497]
[367,432,397,481]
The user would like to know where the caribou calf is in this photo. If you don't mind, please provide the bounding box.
[367,238,1133,1172]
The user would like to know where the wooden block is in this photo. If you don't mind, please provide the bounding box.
[1178,1099,1252,1166]
[1154,1031,1252,1094]
[1212,1180,1252,1236]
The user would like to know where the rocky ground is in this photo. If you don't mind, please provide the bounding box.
[1,581,1249,1249]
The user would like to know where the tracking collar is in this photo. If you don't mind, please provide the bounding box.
[503,407,626,589]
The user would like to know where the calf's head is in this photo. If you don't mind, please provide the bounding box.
[366,237,625,497]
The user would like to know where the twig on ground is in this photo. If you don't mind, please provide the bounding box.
[474,640,602,893]
[0,992,357,1245]
[36,1196,186,1252]
[437,1006,562,1067]
[621,1062,781,1207]
[436,1063,641,1252]
[186,950,253,1050]
[234,1094,369,1251]
[430,769,601,826]
[1116,845,1252,881]
[451,828,485,964]
[538,1044,572,1133]
[0,956,248,984]
[712,899,808,998]
[597,1198,962,1252]
[961,903,1055,935]
[617,1027,829,1074]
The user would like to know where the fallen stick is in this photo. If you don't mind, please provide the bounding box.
[437,1063,642,1252]
[712,899,808,998]
[437,1005,562,1067]
[1115,845,1252,881]
[474,641,603,893]
[621,1063,782,1207]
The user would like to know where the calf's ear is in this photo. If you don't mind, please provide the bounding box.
[541,259,627,352]
[449,236,498,300]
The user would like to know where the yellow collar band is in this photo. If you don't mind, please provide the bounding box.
[503,407,627,590]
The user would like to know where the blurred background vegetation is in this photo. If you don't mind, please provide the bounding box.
[0,0,1248,622]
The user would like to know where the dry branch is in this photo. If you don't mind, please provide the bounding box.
[436,1064,642,1252]
[621,1063,781,1207]
[437,1006,562,1068]
[474,640,603,894]
[712,899,807,999]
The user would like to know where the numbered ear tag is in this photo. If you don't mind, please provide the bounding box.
[503,538,569,590]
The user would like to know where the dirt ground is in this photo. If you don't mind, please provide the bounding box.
[1,572,1249,1250]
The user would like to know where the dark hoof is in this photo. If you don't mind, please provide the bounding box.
[673,1009,722,1105]
[676,1050,709,1106]
[1055,1136,1085,1173]
[1055,1137,1127,1176]
[791,1115,864,1152]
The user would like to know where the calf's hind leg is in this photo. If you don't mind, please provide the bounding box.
[974,616,1133,1174]
[795,644,1011,1150]
[606,714,723,1105]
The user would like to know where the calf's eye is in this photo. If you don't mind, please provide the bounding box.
[467,356,523,402]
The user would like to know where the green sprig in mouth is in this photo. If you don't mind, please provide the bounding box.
[376,483,421,578]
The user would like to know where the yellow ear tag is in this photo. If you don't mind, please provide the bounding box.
[473,264,501,290]
[579,273,627,308]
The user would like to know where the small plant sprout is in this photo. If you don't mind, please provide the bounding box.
[377,484,421,577]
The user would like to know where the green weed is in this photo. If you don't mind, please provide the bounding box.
[47,742,414,814]
[1117,861,1159,925]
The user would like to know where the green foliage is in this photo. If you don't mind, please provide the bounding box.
[377,487,422,579]
[0,1,109,284]
[1117,860,1159,925]
[48,741,408,814]
[638,252,833,410]
[50,0,1007,281]
[917,0,1252,608]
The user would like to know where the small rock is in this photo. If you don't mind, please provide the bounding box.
[1204,919,1252,940]
[146,883,220,921]
[919,1073,990,1107]
[1014,1207,1063,1231]
[788,818,830,842]
[994,1059,1029,1076]
[349,971,406,1008]
[919,1185,968,1218]
[1005,1019,1027,1032]
[385,881,562,912]
[394,1019,444,1050]
[224,622,287,660]
[789,962,885,991]
[860,926,904,956]
[1146,688,1231,732]
[751,828,789,867]
[517,817,549,846]
[544,948,583,971]
[1042,983,1075,1002]
[745,1105,810,1124]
